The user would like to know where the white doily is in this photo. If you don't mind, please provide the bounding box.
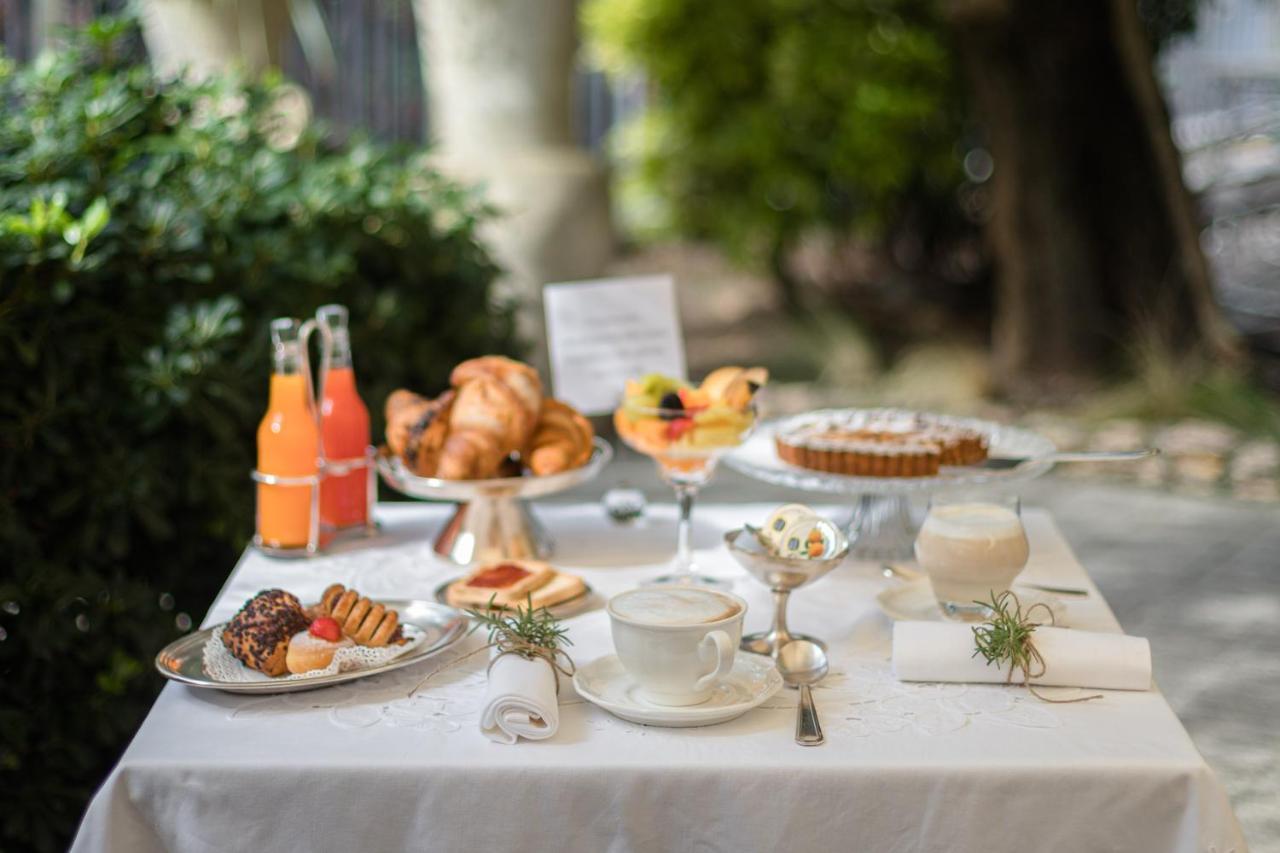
[755,658,1069,736]
[227,633,490,731]
[203,624,428,682]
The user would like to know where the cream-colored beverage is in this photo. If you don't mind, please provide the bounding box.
[607,588,747,705]
[608,588,742,627]
[914,501,1029,618]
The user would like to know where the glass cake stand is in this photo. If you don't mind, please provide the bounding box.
[377,437,612,565]
[723,409,1056,560]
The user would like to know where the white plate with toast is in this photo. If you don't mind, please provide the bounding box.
[434,576,596,616]
[155,599,471,694]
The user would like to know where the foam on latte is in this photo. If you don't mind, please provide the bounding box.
[609,588,741,626]
[918,502,1025,544]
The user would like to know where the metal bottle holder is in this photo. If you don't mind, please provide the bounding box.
[252,318,378,558]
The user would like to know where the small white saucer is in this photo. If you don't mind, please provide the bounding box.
[876,578,1067,625]
[573,653,783,728]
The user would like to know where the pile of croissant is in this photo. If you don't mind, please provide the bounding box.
[385,356,594,480]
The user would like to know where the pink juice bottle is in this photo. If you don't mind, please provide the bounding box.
[316,305,371,529]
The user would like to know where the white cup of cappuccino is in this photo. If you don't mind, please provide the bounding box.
[607,587,747,706]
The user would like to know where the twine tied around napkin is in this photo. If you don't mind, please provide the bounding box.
[971,590,1102,704]
[409,595,575,699]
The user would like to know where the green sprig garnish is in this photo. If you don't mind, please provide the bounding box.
[971,590,1045,677]
[466,594,572,658]
[971,589,1102,704]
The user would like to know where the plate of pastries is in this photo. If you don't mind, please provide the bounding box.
[726,407,1056,490]
[379,355,611,498]
[437,558,592,614]
[155,584,470,694]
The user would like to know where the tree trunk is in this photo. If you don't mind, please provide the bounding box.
[948,0,1238,397]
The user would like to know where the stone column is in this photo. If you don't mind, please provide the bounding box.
[415,0,614,363]
[139,0,291,79]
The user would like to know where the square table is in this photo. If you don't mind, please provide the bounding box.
[72,503,1247,852]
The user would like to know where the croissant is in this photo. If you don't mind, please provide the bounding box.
[450,356,542,418]
[437,356,543,478]
[385,389,455,476]
[317,583,405,646]
[527,399,594,476]
[437,428,507,480]
[448,357,542,454]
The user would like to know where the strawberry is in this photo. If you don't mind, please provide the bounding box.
[309,616,342,642]
[667,417,695,441]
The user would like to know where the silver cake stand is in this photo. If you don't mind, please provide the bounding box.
[377,437,612,565]
[724,410,1056,560]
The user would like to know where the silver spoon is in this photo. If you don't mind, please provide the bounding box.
[777,640,829,747]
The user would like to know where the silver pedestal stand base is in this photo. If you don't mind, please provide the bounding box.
[377,438,613,566]
[433,498,552,565]
[843,494,918,560]
[741,629,827,658]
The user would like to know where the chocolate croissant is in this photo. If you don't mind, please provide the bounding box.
[385,389,455,476]
[526,399,594,476]
[316,584,405,646]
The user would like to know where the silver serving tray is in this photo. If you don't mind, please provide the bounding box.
[377,437,613,501]
[155,599,471,694]
[433,578,598,618]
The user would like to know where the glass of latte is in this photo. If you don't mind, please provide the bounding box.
[913,495,1029,621]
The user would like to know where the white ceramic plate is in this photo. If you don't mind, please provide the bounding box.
[433,577,598,618]
[573,653,783,728]
[876,578,1067,625]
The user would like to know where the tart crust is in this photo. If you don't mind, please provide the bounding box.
[775,410,988,478]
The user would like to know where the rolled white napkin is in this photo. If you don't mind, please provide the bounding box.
[892,621,1152,691]
[480,652,560,744]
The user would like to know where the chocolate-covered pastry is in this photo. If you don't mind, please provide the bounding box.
[221,589,310,676]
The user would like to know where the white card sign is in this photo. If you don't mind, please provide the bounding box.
[543,275,687,415]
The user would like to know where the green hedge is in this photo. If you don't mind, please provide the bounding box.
[0,18,516,851]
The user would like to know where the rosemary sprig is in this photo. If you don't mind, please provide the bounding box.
[971,589,1102,704]
[971,590,1044,676]
[466,594,572,658]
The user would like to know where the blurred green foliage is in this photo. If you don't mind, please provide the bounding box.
[583,0,963,297]
[0,17,515,851]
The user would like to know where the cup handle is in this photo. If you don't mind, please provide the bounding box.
[693,630,735,692]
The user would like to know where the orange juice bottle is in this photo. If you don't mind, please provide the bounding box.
[256,318,320,550]
[316,305,371,529]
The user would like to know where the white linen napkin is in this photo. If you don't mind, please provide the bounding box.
[480,651,560,744]
[892,621,1152,691]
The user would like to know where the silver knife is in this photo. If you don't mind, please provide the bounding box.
[880,563,1090,597]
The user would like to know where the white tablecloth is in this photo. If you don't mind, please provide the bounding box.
[72,503,1247,853]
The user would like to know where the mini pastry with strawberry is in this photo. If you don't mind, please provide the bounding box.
[613,366,767,460]
[285,616,355,674]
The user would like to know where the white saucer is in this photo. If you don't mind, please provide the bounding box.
[876,578,1067,625]
[573,653,783,728]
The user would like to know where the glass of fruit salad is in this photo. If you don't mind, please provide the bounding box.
[613,366,767,586]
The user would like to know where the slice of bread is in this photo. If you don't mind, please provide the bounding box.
[447,559,555,608]
[447,565,585,610]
